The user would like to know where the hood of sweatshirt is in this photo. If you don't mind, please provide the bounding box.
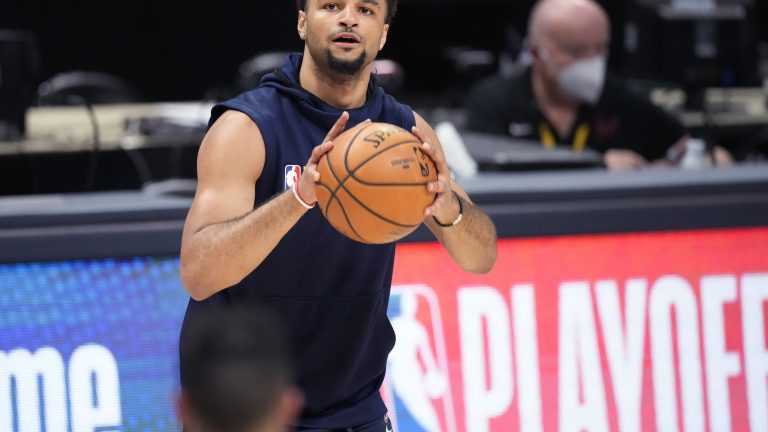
[258,52,382,128]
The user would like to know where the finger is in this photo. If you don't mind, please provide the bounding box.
[411,126,427,143]
[325,111,350,141]
[422,141,450,174]
[418,138,440,162]
[427,177,450,194]
[308,140,335,164]
[300,162,322,183]
[423,190,452,216]
[629,156,647,169]
[424,200,445,217]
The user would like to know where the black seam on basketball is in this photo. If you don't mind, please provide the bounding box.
[319,149,378,242]
[335,140,424,190]
[315,182,337,218]
[342,125,371,174]
[347,141,432,186]
[344,138,421,175]
[329,161,422,229]
[331,182,421,229]
[348,180,433,187]
[339,123,409,174]
[322,125,422,233]
[330,138,426,228]
[325,186,370,243]
[323,150,349,210]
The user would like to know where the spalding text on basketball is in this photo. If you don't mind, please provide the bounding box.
[364,128,399,149]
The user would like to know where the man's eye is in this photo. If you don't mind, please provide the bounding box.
[323,3,339,10]
[359,7,373,15]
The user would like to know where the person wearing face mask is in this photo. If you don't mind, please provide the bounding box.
[465,0,731,170]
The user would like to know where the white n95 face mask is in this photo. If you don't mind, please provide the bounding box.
[557,55,607,105]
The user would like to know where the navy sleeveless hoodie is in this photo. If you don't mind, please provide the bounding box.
[180,53,415,428]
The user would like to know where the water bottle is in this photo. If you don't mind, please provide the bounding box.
[681,138,712,169]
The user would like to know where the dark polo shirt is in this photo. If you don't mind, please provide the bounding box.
[465,67,686,161]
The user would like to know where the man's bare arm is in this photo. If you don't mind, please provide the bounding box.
[413,112,498,274]
[180,111,349,300]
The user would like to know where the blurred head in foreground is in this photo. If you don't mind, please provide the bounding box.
[179,308,302,432]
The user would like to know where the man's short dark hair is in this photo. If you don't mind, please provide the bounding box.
[296,0,398,24]
[180,308,294,432]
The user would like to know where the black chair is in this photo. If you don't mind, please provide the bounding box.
[37,71,145,191]
[237,51,290,92]
[37,71,143,106]
[237,51,406,96]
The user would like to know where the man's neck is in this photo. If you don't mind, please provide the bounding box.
[299,48,371,110]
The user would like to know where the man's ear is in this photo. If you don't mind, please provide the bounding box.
[524,38,547,61]
[523,37,536,56]
[297,10,307,40]
[379,24,389,51]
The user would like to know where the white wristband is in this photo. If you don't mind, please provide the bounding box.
[292,181,316,209]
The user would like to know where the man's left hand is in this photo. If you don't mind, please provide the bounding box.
[411,126,460,223]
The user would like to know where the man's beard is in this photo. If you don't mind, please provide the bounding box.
[325,50,367,76]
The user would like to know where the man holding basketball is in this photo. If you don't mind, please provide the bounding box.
[179,1,497,430]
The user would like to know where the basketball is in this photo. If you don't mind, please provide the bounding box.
[315,122,438,244]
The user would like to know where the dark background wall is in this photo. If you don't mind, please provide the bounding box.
[0,0,764,103]
[0,1,617,102]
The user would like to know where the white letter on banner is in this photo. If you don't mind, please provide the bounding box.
[558,282,608,432]
[595,278,647,432]
[0,347,67,432]
[69,344,122,432]
[649,275,705,432]
[458,287,513,432]
[742,273,768,432]
[511,284,543,432]
[701,275,740,432]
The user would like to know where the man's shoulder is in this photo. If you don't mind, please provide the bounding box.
[209,87,283,129]
[470,71,524,96]
[231,86,284,108]
[466,68,530,111]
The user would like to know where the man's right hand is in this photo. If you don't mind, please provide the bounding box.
[297,112,370,205]
[604,148,648,171]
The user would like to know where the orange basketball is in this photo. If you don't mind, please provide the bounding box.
[315,122,438,244]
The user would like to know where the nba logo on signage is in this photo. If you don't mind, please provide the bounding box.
[384,284,457,432]
[284,165,301,190]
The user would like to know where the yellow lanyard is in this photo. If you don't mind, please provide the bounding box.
[538,122,590,152]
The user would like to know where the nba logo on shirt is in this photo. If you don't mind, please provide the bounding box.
[383,284,457,432]
[284,165,302,190]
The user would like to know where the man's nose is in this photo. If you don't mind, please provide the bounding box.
[338,5,359,28]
